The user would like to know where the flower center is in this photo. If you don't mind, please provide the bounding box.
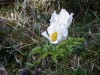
[51,32,58,42]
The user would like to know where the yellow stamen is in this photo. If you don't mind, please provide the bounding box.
[51,32,58,42]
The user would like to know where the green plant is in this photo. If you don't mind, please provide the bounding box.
[29,37,84,74]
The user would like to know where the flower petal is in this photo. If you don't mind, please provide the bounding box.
[66,13,74,28]
[47,22,58,35]
[41,31,50,40]
[57,26,68,42]
[50,11,58,23]
[50,40,59,44]
[58,9,69,25]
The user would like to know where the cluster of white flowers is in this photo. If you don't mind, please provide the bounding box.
[41,9,74,44]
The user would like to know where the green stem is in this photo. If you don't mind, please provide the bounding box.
[64,57,68,75]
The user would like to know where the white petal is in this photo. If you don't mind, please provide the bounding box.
[50,11,58,23]
[47,22,58,35]
[66,13,74,28]
[47,26,53,35]
[41,31,50,40]
[50,40,59,44]
[58,9,69,25]
[59,24,68,36]
[57,29,68,42]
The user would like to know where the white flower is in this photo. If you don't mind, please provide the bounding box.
[41,9,74,44]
